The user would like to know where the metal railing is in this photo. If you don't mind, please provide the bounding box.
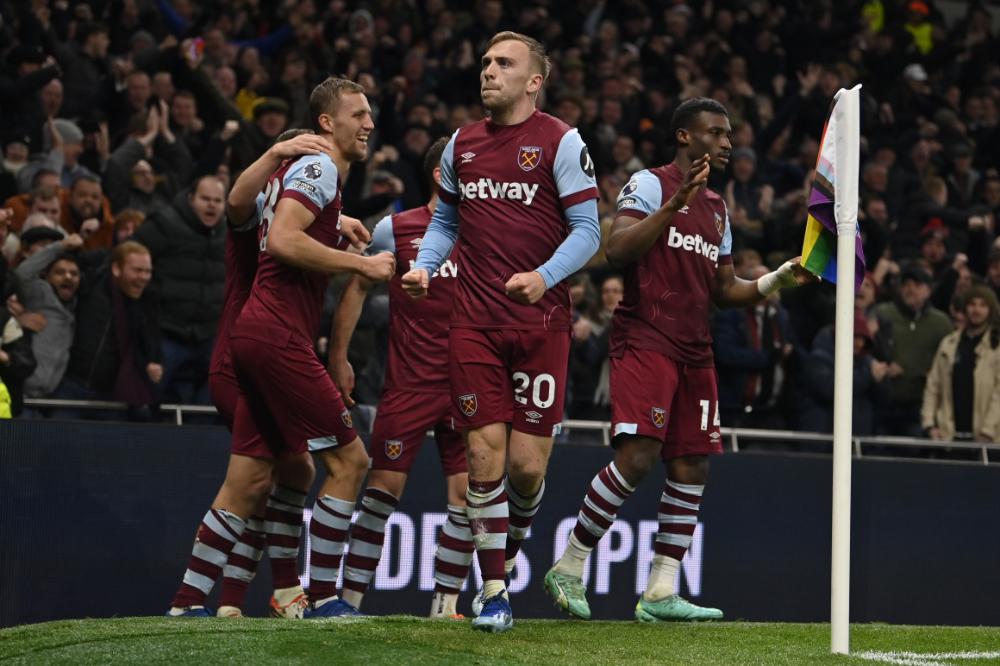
[21,398,1000,465]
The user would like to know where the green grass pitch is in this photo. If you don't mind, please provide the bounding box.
[2,617,999,665]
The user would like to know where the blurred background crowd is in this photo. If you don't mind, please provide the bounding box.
[0,0,998,445]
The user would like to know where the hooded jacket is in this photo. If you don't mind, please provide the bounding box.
[133,190,226,343]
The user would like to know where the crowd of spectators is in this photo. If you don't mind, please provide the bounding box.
[1,0,999,444]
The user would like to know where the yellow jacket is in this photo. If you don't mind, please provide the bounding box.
[921,328,1000,441]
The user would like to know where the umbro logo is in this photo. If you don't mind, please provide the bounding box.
[410,237,422,249]
[460,152,476,163]
[678,205,690,214]
[524,410,542,424]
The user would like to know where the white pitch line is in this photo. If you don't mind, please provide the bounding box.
[856,651,1000,666]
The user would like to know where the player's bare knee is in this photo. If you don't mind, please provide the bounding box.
[342,439,371,476]
[614,437,660,485]
[668,455,709,485]
[507,458,545,491]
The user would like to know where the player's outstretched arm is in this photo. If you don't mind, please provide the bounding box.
[328,274,373,407]
[606,156,710,267]
[227,133,331,225]
[266,198,395,280]
[713,257,817,308]
[506,199,601,305]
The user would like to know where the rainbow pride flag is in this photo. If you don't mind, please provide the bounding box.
[800,98,866,289]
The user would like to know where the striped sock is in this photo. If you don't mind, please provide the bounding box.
[647,478,704,600]
[504,478,544,572]
[264,486,307,590]
[171,509,246,608]
[218,515,265,609]
[341,488,399,609]
[308,494,354,604]
[556,462,635,578]
[466,478,507,597]
[433,504,475,594]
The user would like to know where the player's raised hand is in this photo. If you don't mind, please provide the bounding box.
[339,215,371,250]
[505,271,547,305]
[401,268,429,299]
[329,357,356,407]
[361,251,395,282]
[271,132,331,160]
[667,154,710,212]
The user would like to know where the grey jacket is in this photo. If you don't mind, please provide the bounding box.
[14,243,77,397]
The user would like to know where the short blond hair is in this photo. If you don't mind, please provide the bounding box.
[487,31,551,82]
[112,240,150,267]
[309,77,366,131]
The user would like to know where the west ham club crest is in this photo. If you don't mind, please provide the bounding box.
[517,146,542,172]
[459,393,478,417]
[385,439,403,460]
[651,407,666,429]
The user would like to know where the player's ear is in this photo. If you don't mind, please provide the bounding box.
[675,127,690,148]
[526,72,543,95]
[317,113,334,133]
[432,166,442,187]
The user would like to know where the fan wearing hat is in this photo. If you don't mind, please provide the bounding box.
[17,118,100,193]
[872,263,954,436]
[903,1,935,55]
[798,307,890,436]
[226,98,291,173]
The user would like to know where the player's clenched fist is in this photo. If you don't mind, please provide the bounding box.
[505,271,546,305]
[361,251,395,282]
[401,268,429,299]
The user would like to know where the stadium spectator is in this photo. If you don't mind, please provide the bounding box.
[921,285,1000,443]
[18,118,98,192]
[873,265,953,436]
[713,264,798,429]
[44,21,111,119]
[133,175,225,404]
[102,102,192,215]
[0,293,37,418]
[567,273,619,421]
[58,175,115,250]
[14,233,83,401]
[52,241,161,420]
[798,309,890,436]
[4,185,61,234]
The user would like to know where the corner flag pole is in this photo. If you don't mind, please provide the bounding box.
[831,84,861,655]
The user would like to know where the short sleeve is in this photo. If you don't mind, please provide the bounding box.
[719,200,733,263]
[436,131,460,206]
[369,215,395,255]
[616,170,662,218]
[553,129,599,209]
[280,153,339,216]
